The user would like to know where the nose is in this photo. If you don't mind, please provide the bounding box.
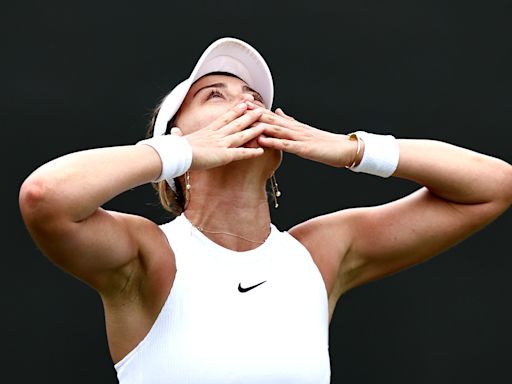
[238,92,255,103]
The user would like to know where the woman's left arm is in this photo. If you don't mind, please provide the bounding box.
[395,139,512,205]
[257,109,512,295]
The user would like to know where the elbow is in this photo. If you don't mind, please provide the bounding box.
[19,176,46,218]
[491,160,512,210]
[503,162,512,205]
[19,175,62,228]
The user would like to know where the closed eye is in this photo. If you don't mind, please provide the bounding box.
[206,89,225,100]
[251,92,264,104]
[241,85,264,105]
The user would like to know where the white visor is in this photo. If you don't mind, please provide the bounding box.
[153,37,274,137]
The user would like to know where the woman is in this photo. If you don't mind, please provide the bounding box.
[19,37,512,383]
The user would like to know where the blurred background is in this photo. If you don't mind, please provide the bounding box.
[5,0,511,382]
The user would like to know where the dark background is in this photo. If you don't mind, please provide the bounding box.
[5,0,511,383]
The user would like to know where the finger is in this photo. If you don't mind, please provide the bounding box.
[256,122,298,140]
[275,108,295,121]
[170,127,184,136]
[209,102,249,131]
[259,111,299,130]
[257,136,303,155]
[244,101,260,110]
[226,125,266,148]
[228,147,265,162]
[220,108,264,135]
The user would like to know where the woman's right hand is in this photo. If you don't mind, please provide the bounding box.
[171,103,266,170]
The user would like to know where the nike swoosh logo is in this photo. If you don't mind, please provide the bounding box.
[238,280,267,293]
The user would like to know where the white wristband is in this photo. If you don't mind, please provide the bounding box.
[348,131,399,178]
[136,134,193,191]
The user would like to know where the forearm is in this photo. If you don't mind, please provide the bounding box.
[393,139,512,205]
[256,110,512,208]
[22,144,162,222]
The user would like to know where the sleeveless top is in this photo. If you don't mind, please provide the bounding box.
[114,213,330,383]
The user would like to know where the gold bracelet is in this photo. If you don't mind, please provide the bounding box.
[345,133,362,168]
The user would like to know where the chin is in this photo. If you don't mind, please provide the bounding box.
[241,147,282,176]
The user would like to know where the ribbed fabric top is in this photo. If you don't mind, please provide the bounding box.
[115,213,330,383]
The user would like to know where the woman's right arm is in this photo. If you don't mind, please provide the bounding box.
[19,144,165,294]
[19,104,266,296]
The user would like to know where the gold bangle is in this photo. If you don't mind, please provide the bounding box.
[345,133,361,168]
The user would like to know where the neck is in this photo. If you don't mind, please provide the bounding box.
[182,166,273,252]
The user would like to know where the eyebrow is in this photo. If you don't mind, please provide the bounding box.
[193,82,226,98]
[192,82,263,101]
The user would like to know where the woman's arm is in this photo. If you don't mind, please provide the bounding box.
[395,139,511,205]
[19,104,266,295]
[19,144,165,293]
[257,109,512,296]
[335,139,511,292]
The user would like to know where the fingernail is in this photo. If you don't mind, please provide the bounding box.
[237,102,247,109]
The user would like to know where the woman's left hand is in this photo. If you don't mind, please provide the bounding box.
[255,108,357,168]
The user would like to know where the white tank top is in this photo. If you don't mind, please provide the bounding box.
[114,213,330,383]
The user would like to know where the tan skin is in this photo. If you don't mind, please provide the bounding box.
[19,74,512,364]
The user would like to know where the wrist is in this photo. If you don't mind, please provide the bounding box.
[136,134,193,189]
[344,133,365,168]
[346,131,400,177]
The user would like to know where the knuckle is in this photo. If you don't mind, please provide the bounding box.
[299,144,309,156]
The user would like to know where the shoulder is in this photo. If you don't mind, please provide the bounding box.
[288,211,354,258]
[109,211,171,254]
[104,211,176,298]
[287,211,355,296]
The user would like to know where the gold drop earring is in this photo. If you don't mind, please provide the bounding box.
[270,174,281,208]
[184,171,191,208]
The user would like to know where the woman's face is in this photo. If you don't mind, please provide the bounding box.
[174,73,266,135]
[174,73,282,174]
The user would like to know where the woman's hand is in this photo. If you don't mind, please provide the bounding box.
[172,103,266,170]
[255,108,358,168]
